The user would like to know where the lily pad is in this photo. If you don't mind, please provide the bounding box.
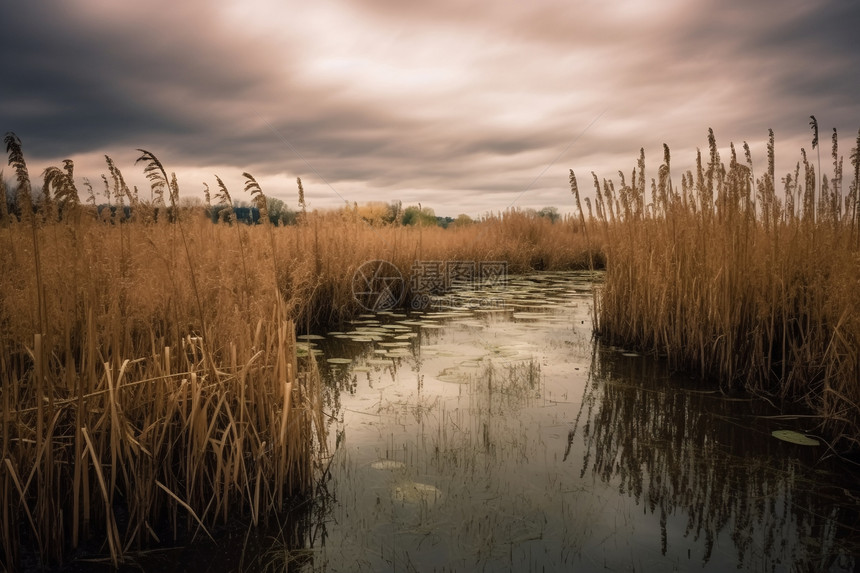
[370,459,406,470]
[386,349,412,357]
[771,430,820,446]
[366,358,394,366]
[296,346,323,357]
[392,481,443,504]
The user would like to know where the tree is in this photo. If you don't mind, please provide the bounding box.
[537,206,560,223]
[450,213,474,227]
[357,201,392,226]
[266,196,296,225]
[401,204,437,226]
[436,216,454,228]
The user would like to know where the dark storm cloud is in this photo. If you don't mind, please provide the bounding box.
[2,0,859,215]
[2,1,283,155]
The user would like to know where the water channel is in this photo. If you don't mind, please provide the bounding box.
[302,270,859,572]
[70,271,860,572]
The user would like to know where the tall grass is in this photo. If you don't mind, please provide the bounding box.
[0,134,597,568]
[277,206,600,327]
[587,126,860,452]
[0,136,328,569]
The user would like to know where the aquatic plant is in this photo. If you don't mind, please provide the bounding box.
[588,124,860,453]
[0,133,597,569]
[0,135,325,569]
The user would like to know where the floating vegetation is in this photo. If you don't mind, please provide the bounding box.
[310,270,859,572]
[370,460,406,470]
[366,358,395,366]
[346,336,374,342]
[436,367,472,384]
[771,430,820,446]
[392,482,443,505]
[296,345,323,357]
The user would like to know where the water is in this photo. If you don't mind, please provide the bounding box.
[305,271,859,572]
[64,271,860,572]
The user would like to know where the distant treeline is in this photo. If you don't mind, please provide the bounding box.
[1,178,564,228]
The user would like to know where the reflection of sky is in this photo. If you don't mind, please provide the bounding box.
[4,0,860,217]
[310,273,858,571]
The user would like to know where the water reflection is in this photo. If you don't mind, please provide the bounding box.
[307,272,860,572]
[111,272,860,572]
[580,345,860,571]
[302,272,859,572]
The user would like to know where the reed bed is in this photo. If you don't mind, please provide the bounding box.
[276,206,599,327]
[581,126,860,452]
[0,134,596,569]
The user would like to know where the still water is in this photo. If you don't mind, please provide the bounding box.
[303,271,859,572]
[71,271,859,572]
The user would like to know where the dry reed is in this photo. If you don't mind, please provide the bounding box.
[0,134,597,569]
[0,136,327,569]
[586,126,860,453]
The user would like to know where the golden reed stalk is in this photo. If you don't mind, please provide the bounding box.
[590,127,860,454]
[0,135,596,568]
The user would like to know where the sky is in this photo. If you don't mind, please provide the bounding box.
[3,0,859,218]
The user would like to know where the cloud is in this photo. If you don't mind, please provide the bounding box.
[2,0,859,216]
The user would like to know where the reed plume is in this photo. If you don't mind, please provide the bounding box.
[594,125,860,453]
[1,140,328,569]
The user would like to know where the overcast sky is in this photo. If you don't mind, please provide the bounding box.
[3,0,859,217]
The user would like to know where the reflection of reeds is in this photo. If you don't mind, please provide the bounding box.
[587,128,860,451]
[580,346,860,569]
[1,136,600,568]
